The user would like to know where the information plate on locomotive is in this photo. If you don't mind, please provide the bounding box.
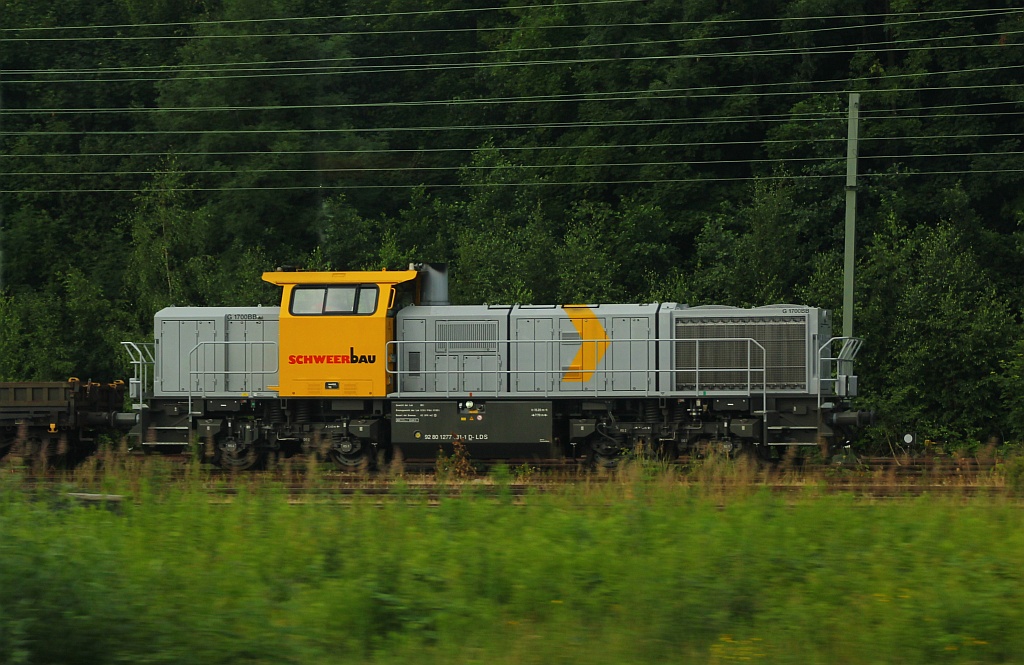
[391,401,552,446]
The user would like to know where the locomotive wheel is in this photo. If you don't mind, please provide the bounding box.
[654,440,679,461]
[327,438,368,469]
[753,443,779,463]
[215,438,263,471]
[589,442,624,469]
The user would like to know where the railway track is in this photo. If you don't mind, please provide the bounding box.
[4,449,1019,504]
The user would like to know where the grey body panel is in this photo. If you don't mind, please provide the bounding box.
[667,304,831,397]
[393,302,834,404]
[394,303,662,398]
[394,305,510,395]
[510,304,659,397]
[153,307,280,398]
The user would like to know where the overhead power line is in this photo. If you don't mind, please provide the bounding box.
[5,14,1020,76]
[3,64,1022,119]
[4,79,1023,137]
[6,34,1024,84]
[3,168,1024,195]
[4,149,1022,180]
[0,0,646,34]
[1,6,1018,43]
[3,101,1020,161]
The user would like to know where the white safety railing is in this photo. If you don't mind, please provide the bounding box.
[386,335,771,445]
[386,336,769,399]
[120,341,155,410]
[817,336,863,408]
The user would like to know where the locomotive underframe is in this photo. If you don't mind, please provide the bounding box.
[136,391,839,468]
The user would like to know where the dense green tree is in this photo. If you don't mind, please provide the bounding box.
[2,0,1024,445]
[123,169,217,318]
[857,210,1014,443]
[677,178,815,306]
[154,0,376,262]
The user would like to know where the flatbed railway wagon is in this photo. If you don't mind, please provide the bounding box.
[0,379,133,459]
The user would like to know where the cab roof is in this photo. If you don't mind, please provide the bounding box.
[262,270,419,286]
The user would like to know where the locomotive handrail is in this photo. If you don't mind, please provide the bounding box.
[120,341,155,411]
[385,336,768,398]
[817,336,863,409]
[187,340,280,416]
[386,335,770,447]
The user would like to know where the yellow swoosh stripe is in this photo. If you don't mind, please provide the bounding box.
[562,306,609,382]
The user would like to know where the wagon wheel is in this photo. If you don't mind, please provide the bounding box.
[44,433,74,468]
[0,428,15,459]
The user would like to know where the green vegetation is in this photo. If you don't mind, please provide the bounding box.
[3,1,1024,447]
[2,463,1023,664]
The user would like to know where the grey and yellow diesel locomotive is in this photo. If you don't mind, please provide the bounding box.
[118,264,869,468]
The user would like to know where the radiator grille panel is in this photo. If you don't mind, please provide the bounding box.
[674,317,807,390]
[435,321,498,352]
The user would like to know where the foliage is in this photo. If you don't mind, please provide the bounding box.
[995,340,1024,443]
[1,0,1024,443]
[2,477,1024,663]
[857,210,1015,446]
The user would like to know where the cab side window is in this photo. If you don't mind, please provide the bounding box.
[356,289,378,314]
[324,286,357,313]
[290,285,379,315]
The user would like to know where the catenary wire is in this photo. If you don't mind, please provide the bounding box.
[4,150,1021,178]
[1,4,1017,35]
[3,64,1024,133]
[0,0,645,34]
[5,13,1021,76]
[5,81,1024,137]
[3,169,1023,195]
[6,35,1024,84]
[5,76,1024,117]
[3,101,1021,160]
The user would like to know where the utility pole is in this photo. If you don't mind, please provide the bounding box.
[0,66,4,293]
[843,93,860,339]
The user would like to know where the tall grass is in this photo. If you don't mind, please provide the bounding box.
[1,462,1023,664]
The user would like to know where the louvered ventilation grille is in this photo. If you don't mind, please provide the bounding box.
[436,321,498,352]
[674,317,807,390]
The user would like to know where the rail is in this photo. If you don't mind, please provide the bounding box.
[120,341,155,410]
[187,340,279,416]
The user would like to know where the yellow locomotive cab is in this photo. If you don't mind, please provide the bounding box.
[262,270,419,398]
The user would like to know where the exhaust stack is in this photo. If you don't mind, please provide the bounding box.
[411,263,449,306]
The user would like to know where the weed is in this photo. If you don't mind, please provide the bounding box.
[435,436,473,481]
[2,460,1024,664]
[998,453,1024,493]
[512,462,537,483]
